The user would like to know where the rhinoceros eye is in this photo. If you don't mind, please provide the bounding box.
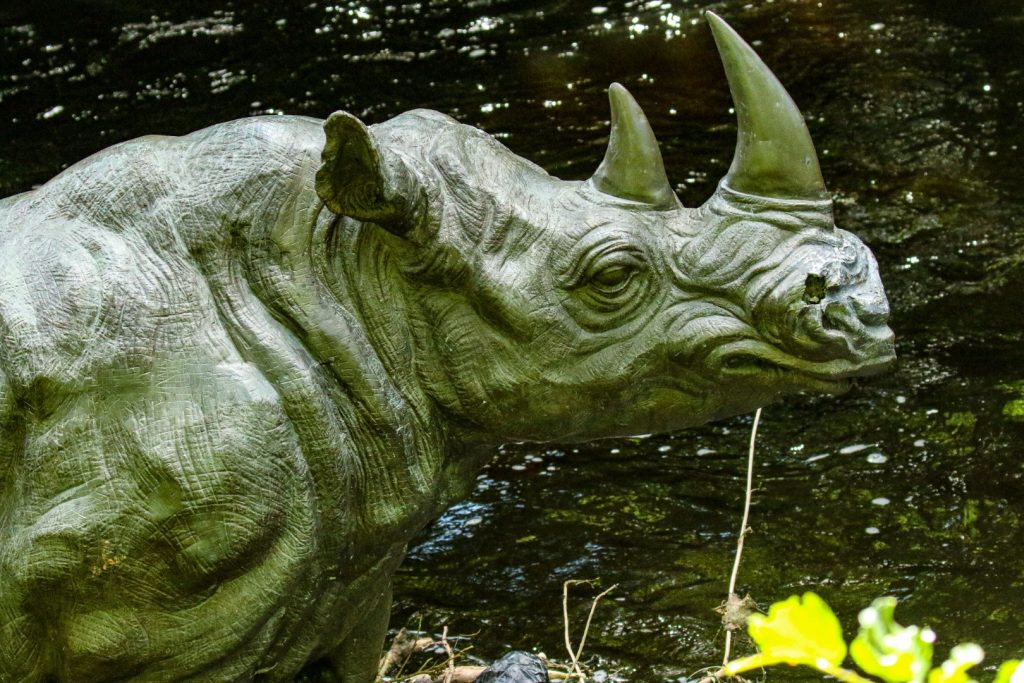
[574,251,647,313]
[590,263,636,292]
[560,238,652,326]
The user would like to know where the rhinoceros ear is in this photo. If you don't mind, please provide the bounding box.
[316,111,421,233]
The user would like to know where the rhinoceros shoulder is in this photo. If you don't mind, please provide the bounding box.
[0,115,330,393]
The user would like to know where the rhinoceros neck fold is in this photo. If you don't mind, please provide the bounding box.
[170,117,462,544]
[326,218,499,508]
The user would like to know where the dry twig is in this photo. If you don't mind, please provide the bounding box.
[440,626,456,683]
[562,579,618,682]
[436,666,486,683]
[722,407,761,667]
[379,628,477,683]
[696,408,764,683]
[378,629,435,681]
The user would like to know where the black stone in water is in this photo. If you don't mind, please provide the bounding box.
[475,652,549,683]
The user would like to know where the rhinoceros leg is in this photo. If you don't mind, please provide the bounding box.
[1,361,323,681]
[326,581,394,683]
[0,222,324,681]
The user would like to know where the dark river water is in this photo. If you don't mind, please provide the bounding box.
[3,0,1023,681]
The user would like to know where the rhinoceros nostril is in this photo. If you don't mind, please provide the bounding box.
[802,273,827,304]
[821,300,857,332]
[850,294,890,327]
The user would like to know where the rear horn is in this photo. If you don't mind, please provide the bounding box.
[589,83,680,209]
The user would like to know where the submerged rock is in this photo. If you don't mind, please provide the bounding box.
[475,652,549,683]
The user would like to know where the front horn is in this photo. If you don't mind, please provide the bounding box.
[589,83,680,210]
[706,11,829,201]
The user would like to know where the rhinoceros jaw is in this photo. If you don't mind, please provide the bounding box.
[711,340,895,395]
[722,356,851,395]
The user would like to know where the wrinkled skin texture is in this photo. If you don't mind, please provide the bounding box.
[0,22,894,683]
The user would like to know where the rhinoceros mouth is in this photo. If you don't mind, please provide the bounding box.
[719,352,851,394]
[711,341,894,394]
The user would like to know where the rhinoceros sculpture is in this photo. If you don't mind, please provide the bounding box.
[0,13,893,683]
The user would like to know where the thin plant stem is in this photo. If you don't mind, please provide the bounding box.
[441,626,455,683]
[723,407,762,667]
[574,584,617,664]
[563,580,584,677]
[562,580,617,681]
[724,658,876,683]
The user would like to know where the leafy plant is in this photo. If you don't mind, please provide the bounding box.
[721,593,1022,683]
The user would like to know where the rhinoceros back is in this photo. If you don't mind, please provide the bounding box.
[0,117,411,681]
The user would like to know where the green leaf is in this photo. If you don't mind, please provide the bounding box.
[994,660,1024,683]
[849,597,935,683]
[725,592,846,674]
[927,643,984,683]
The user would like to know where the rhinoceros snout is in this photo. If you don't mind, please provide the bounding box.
[813,290,895,376]
[847,289,891,328]
[821,294,888,337]
[762,270,895,381]
[779,230,895,376]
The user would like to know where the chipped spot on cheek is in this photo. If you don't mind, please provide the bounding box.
[802,273,827,304]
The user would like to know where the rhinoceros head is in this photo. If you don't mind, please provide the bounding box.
[315,13,894,442]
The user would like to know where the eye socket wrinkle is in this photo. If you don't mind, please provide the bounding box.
[564,234,644,277]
